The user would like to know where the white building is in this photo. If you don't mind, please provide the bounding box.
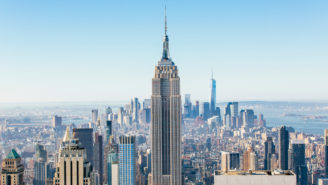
[318,178,328,185]
[214,170,296,185]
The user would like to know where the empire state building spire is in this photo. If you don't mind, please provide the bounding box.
[161,6,170,61]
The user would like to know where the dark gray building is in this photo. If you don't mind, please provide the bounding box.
[279,126,289,170]
[264,137,275,170]
[290,140,307,185]
[72,128,94,165]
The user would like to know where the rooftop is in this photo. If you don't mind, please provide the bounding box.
[6,149,21,159]
[215,170,295,176]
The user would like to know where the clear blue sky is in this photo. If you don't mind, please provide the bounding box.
[0,0,327,103]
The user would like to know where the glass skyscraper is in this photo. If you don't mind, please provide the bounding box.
[279,126,289,170]
[119,135,136,185]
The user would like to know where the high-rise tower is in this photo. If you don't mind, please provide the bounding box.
[151,8,182,185]
[210,72,216,116]
[279,126,289,170]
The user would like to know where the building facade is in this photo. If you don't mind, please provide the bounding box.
[119,135,136,185]
[151,11,182,185]
[279,126,289,170]
[1,149,25,185]
[53,128,92,185]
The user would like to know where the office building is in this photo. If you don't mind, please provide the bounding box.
[264,137,275,170]
[201,102,210,120]
[53,128,92,185]
[290,140,307,185]
[279,126,289,170]
[243,146,257,171]
[72,128,94,165]
[112,162,119,185]
[119,135,136,185]
[33,144,47,185]
[184,94,192,118]
[106,121,112,144]
[92,109,99,124]
[214,170,296,185]
[132,97,140,123]
[241,109,255,128]
[319,178,328,185]
[221,152,240,172]
[1,149,25,185]
[52,115,62,128]
[210,75,216,116]
[94,133,104,185]
[151,11,182,185]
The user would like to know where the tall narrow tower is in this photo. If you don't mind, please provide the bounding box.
[151,8,182,185]
[210,72,216,116]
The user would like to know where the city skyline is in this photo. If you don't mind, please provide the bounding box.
[1,0,328,102]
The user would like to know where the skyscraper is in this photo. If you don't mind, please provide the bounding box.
[53,128,92,185]
[151,9,182,185]
[119,135,136,185]
[279,126,289,170]
[93,133,104,185]
[221,152,240,172]
[1,149,25,185]
[210,74,216,116]
[264,137,275,170]
[33,144,47,185]
[132,97,140,123]
[72,128,94,165]
[52,115,62,128]
[106,121,112,144]
[290,140,307,185]
[92,109,99,124]
[201,102,210,120]
[243,146,258,171]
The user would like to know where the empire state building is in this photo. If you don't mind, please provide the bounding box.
[151,11,182,185]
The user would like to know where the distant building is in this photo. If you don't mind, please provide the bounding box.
[119,135,136,185]
[193,101,200,118]
[53,128,92,185]
[290,140,307,185]
[214,170,296,185]
[111,162,119,185]
[33,144,47,185]
[184,94,192,118]
[279,126,289,170]
[93,133,104,185]
[106,121,112,144]
[201,102,210,120]
[52,115,62,128]
[325,129,328,177]
[243,146,257,171]
[264,137,275,170]
[72,128,94,165]
[117,107,124,126]
[132,97,140,123]
[1,149,25,185]
[221,152,240,172]
[258,114,266,127]
[210,76,216,116]
[92,109,99,124]
[241,109,255,128]
[318,178,328,185]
